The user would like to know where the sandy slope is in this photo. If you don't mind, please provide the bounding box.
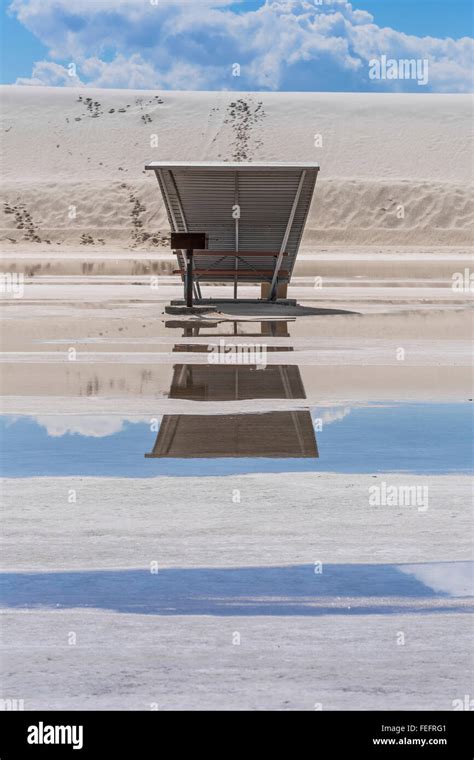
[1,87,473,247]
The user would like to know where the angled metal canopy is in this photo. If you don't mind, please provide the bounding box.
[145,161,319,300]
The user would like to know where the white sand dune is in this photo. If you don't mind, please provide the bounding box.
[1,87,473,248]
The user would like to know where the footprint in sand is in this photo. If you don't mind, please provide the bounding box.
[222,98,266,161]
[3,202,41,243]
[128,192,169,248]
[77,96,103,118]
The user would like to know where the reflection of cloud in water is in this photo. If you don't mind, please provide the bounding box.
[313,406,352,426]
[34,416,152,438]
[399,562,473,597]
[32,407,351,442]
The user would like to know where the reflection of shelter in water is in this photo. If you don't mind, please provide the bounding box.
[147,410,317,458]
[145,321,318,459]
[166,364,307,402]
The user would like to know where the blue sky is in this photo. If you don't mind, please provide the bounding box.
[1,0,473,91]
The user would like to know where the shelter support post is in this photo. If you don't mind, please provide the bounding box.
[185,249,193,308]
[268,169,306,301]
[261,282,288,300]
[170,231,208,309]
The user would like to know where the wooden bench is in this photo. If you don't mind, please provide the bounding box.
[171,248,289,305]
[173,269,289,277]
[173,251,288,278]
[186,251,288,257]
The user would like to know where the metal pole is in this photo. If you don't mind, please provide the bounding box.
[168,171,196,303]
[268,170,306,301]
[185,249,193,307]
[234,171,239,301]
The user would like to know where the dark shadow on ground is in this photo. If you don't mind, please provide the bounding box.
[210,304,361,318]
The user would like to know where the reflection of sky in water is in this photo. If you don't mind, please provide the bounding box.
[1,403,472,477]
[1,562,472,616]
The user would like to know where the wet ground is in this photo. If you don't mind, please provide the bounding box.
[1,402,472,477]
[0,249,472,709]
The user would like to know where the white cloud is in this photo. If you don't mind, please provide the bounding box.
[313,406,352,426]
[33,415,151,437]
[16,60,84,87]
[81,54,159,89]
[9,0,474,91]
[399,562,473,598]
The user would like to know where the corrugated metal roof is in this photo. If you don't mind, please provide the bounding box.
[145,161,319,286]
[146,161,320,171]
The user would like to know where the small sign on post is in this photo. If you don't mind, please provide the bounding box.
[170,232,208,307]
[170,233,208,251]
